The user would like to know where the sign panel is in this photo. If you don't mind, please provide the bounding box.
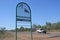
[16,2,31,21]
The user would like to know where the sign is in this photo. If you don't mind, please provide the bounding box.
[16,2,31,22]
[16,2,32,40]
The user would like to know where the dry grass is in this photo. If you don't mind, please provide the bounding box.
[0,32,60,40]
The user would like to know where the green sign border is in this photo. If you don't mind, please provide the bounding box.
[16,2,32,40]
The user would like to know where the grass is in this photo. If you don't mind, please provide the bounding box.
[0,32,60,40]
[0,32,14,40]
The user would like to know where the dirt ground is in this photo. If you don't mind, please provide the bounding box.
[1,32,60,40]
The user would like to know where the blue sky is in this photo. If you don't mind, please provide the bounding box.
[0,0,60,30]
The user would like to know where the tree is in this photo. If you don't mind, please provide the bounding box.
[52,22,60,30]
[32,24,41,32]
[0,27,6,34]
[46,22,52,31]
[0,27,6,40]
[20,26,24,31]
[37,25,41,28]
[41,26,46,30]
[32,24,37,30]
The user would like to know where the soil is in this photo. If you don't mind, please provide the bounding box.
[1,32,60,40]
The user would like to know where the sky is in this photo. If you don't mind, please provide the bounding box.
[0,0,60,30]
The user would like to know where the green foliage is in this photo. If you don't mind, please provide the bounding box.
[46,22,51,30]
[0,27,6,40]
[0,27,6,34]
[15,22,60,32]
[32,22,60,32]
[32,24,42,32]
[52,22,60,30]
[32,24,41,29]
[45,22,60,31]
[19,26,24,31]
[17,26,31,32]
[32,24,37,29]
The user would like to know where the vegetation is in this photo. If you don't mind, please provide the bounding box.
[15,22,60,32]
[0,22,60,40]
[0,27,13,40]
[45,22,60,31]
[1,22,60,33]
[0,27,6,40]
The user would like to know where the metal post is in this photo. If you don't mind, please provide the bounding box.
[30,21,33,40]
[30,10,33,40]
[16,5,17,40]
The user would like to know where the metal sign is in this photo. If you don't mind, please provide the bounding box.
[16,2,31,22]
[16,2,32,40]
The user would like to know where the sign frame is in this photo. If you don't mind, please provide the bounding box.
[16,2,32,40]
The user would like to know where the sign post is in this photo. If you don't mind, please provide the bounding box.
[16,2,32,40]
